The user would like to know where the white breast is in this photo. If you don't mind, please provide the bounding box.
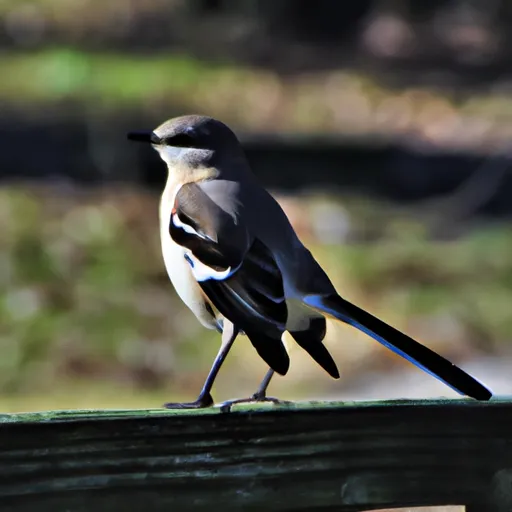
[159,180,218,330]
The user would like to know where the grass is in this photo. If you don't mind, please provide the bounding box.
[0,184,510,412]
[0,48,227,104]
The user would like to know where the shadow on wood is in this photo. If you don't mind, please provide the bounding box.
[0,399,511,511]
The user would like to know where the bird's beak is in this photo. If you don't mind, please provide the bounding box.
[127,130,161,144]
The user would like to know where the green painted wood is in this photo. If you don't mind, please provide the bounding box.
[0,398,511,511]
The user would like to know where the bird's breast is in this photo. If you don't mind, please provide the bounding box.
[159,180,218,330]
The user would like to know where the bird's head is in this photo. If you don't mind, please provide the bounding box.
[127,115,246,177]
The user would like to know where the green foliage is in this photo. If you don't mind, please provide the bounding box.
[1,47,511,147]
[0,48,255,109]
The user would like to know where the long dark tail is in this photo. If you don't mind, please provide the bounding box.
[303,293,492,401]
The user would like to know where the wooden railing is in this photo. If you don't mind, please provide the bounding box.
[1,399,511,511]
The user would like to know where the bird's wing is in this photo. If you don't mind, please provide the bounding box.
[169,181,290,374]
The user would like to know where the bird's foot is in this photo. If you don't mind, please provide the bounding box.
[218,392,292,413]
[163,392,214,410]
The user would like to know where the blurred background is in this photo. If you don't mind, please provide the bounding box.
[0,0,512,413]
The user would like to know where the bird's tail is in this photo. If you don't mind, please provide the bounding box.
[303,293,492,401]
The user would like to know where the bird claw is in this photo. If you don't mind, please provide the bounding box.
[218,395,292,413]
[163,392,214,409]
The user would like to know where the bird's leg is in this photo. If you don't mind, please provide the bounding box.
[251,368,276,400]
[219,368,292,413]
[163,320,239,409]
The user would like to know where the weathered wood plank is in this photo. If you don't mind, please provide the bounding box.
[0,399,511,511]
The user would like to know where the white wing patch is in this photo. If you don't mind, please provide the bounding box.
[171,212,240,282]
[171,212,207,239]
[184,251,235,282]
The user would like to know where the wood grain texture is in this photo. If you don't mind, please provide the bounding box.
[0,399,511,511]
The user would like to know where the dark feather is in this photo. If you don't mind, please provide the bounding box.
[170,216,232,272]
[169,182,248,271]
[289,317,340,378]
[199,238,289,374]
[243,327,289,375]
[199,239,286,326]
[305,293,492,401]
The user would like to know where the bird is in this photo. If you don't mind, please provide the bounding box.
[127,115,492,410]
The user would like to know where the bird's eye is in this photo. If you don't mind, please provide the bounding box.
[165,133,201,148]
